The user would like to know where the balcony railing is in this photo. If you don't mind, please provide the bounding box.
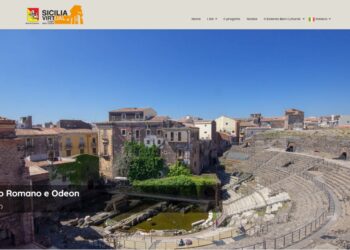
[100,153,110,160]
[79,143,85,149]
[65,143,72,149]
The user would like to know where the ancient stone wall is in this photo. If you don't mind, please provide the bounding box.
[251,131,350,160]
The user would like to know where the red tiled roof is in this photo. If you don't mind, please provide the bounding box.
[16,128,59,136]
[149,116,170,122]
[16,127,96,136]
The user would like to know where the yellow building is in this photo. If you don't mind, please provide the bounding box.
[58,128,98,157]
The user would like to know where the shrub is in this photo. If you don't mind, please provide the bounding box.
[133,175,217,198]
[168,161,191,177]
[124,141,164,181]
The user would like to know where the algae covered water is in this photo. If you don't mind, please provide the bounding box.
[130,210,208,231]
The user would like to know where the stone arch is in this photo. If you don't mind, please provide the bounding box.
[339,151,347,160]
[337,148,348,160]
[286,142,295,152]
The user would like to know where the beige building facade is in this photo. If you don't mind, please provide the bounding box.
[215,116,239,138]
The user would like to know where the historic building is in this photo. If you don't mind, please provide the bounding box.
[16,118,98,160]
[261,117,285,129]
[215,116,239,136]
[162,126,201,174]
[284,108,304,130]
[57,120,98,157]
[16,127,60,162]
[179,116,219,169]
[0,117,34,247]
[96,108,202,180]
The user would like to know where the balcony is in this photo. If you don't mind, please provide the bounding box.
[65,143,72,150]
[79,143,85,149]
[102,138,109,145]
[100,153,110,160]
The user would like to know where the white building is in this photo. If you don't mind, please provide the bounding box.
[193,120,216,140]
[339,115,350,127]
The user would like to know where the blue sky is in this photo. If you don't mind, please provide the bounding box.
[0,30,349,124]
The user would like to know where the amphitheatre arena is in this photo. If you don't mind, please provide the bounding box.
[114,129,350,249]
[217,129,350,249]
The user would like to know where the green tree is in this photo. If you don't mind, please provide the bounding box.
[124,141,164,181]
[168,161,191,177]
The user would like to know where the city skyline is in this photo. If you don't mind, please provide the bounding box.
[1,30,350,123]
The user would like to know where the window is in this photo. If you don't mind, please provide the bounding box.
[146,140,150,144]
[48,151,54,161]
[121,129,126,136]
[170,132,174,141]
[26,138,33,146]
[103,144,108,155]
[225,122,228,125]
[146,129,151,135]
[157,129,162,136]
[135,130,140,139]
[157,139,161,145]
[135,113,141,119]
[65,138,72,148]
[92,137,96,143]
[178,150,182,157]
[122,113,126,120]
[66,150,71,156]
[93,148,97,155]
[178,132,182,141]
[47,137,53,145]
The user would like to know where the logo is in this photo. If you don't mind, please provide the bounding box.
[42,5,83,25]
[54,5,83,24]
[27,8,39,23]
[26,5,83,25]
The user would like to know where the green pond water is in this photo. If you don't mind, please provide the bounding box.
[106,200,209,232]
[130,211,208,232]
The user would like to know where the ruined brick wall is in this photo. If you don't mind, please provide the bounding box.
[0,122,34,246]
